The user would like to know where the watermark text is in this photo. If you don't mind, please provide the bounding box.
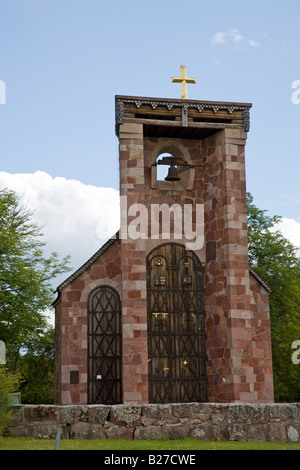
[120,196,204,250]
[0,80,6,104]
[291,340,300,364]
[291,80,300,105]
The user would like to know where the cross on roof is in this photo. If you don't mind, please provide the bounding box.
[171,65,196,99]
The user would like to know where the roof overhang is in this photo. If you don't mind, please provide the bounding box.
[115,95,252,138]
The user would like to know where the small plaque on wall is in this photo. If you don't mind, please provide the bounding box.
[70,370,79,384]
[154,275,166,286]
[182,275,192,285]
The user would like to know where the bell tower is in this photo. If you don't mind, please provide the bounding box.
[115,69,274,404]
[54,67,274,406]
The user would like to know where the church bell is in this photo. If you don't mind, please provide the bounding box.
[165,162,181,182]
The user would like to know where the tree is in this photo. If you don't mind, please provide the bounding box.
[0,366,21,436]
[247,193,300,402]
[17,326,55,404]
[0,188,71,371]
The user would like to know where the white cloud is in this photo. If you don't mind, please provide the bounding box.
[211,28,260,49]
[248,39,260,48]
[274,217,300,254]
[231,28,243,44]
[0,171,120,286]
[211,32,227,45]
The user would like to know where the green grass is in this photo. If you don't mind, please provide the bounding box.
[1,437,300,450]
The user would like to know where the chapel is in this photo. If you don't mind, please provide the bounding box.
[54,67,274,405]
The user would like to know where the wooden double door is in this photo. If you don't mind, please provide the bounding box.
[147,243,207,403]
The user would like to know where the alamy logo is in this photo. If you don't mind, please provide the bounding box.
[0,80,6,104]
[120,196,204,250]
[291,80,300,105]
[291,340,300,365]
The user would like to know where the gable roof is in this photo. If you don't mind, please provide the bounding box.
[52,232,119,306]
[249,266,272,293]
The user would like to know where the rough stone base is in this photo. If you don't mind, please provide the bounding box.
[6,403,300,442]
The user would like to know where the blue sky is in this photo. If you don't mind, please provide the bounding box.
[0,0,299,281]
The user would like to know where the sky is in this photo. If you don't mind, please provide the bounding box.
[0,0,299,289]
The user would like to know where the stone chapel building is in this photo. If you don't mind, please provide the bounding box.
[54,86,274,406]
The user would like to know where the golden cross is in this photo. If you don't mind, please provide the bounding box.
[171,65,196,99]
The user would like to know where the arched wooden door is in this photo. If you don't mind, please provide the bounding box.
[88,286,122,404]
[147,243,207,403]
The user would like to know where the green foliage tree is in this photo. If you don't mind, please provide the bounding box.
[17,326,55,404]
[0,366,21,436]
[0,188,71,373]
[247,193,300,402]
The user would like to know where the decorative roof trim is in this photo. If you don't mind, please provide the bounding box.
[115,96,252,135]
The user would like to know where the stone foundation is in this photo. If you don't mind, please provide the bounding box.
[6,403,300,442]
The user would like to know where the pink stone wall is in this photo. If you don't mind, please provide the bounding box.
[55,239,121,405]
[119,123,148,404]
[249,273,274,402]
[203,129,274,403]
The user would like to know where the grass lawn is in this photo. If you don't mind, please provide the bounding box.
[1,437,300,450]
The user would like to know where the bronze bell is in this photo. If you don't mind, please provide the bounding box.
[165,163,181,182]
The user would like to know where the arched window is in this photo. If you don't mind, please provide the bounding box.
[88,285,122,404]
[150,144,195,190]
[156,152,177,181]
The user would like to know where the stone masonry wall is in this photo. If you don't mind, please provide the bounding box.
[6,403,300,442]
[55,238,122,405]
[202,128,274,403]
[119,123,149,404]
